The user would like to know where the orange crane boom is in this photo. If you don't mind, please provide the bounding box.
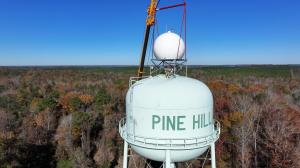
[137,0,157,78]
[137,0,186,79]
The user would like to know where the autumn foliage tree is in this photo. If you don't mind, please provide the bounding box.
[0,66,299,168]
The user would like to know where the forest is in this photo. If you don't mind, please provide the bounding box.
[0,65,299,168]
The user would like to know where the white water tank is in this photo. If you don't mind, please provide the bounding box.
[119,75,220,162]
[154,31,185,60]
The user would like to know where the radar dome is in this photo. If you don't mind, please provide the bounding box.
[154,31,185,60]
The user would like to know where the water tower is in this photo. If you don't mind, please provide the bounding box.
[119,1,220,168]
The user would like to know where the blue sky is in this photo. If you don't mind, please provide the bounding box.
[0,0,299,65]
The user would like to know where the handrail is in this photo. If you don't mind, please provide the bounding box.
[129,76,150,87]
[119,118,220,150]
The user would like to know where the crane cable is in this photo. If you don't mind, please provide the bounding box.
[141,0,187,77]
[176,0,187,60]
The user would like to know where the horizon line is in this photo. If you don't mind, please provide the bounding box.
[0,64,299,67]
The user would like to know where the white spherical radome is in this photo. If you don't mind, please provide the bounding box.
[154,31,185,60]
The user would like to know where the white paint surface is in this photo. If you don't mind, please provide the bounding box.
[154,31,185,60]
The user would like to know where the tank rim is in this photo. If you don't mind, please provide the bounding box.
[119,117,220,150]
